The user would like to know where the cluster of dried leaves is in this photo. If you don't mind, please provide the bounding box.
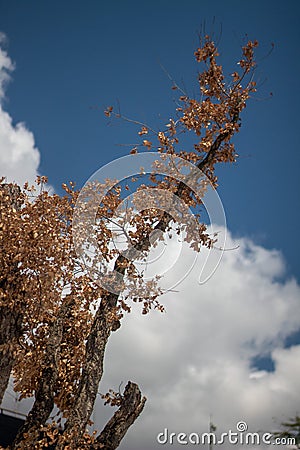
[0,36,257,449]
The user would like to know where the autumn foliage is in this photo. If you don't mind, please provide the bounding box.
[0,36,258,449]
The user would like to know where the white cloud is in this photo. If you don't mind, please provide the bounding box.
[92,229,300,450]
[0,33,41,186]
[0,109,40,185]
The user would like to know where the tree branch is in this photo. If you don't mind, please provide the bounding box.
[95,381,146,450]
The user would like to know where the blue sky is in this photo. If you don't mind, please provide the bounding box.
[1,1,300,448]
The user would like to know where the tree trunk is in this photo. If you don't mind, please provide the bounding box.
[0,308,22,403]
[11,302,68,449]
[0,184,22,404]
[58,296,116,447]
[57,254,127,445]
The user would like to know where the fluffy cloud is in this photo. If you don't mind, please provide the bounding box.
[0,33,40,186]
[93,229,300,450]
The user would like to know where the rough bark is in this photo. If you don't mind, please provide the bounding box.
[0,308,22,404]
[11,302,68,449]
[95,381,146,450]
[0,184,22,404]
[59,294,118,447]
